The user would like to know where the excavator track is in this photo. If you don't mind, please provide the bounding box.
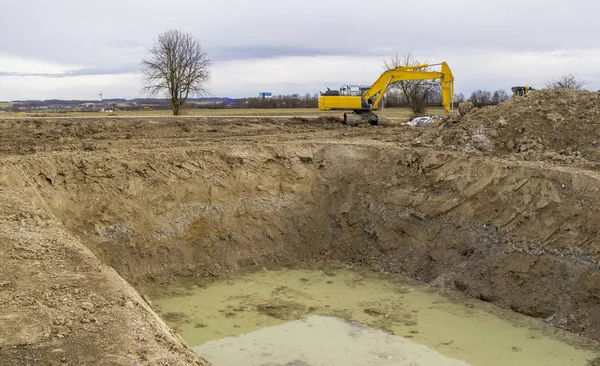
[343,112,387,126]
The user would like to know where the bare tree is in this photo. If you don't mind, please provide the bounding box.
[454,93,466,104]
[141,30,210,115]
[492,89,509,104]
[426,88,443,106]
[469,90,492,107]
[383,53,440,114]
[381,89,407,108]
[544,74,587,90]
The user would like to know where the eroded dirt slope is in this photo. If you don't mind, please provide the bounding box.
[0,188,210,365]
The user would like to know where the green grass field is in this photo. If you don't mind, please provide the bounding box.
[1,107,447,120]
[0,102,13,109]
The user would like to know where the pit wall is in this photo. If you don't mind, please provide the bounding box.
[2,143,599,341]
[0,188,210,365]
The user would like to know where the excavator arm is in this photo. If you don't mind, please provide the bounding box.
[364,62,455,113]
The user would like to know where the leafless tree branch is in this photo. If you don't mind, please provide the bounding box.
[543,74,587,90]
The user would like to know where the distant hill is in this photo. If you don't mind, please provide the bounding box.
[10,97,235,105]
[3,94,320,111]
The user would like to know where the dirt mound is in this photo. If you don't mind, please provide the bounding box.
[287,115,344,126]
[313,115,344,124]
[442,89,600,165]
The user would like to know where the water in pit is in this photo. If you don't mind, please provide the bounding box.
[152,266,599,366]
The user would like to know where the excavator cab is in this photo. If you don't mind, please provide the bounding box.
[511,86,535,97]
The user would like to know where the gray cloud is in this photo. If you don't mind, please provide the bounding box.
[3,0,599,64]
[0,65,140,78]
[1,0,599,99]
[210,46,365,61]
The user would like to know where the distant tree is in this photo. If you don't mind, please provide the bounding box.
[491,89,510,104]
[241,93,318,109]
[544,74,587,90]
[469,90,492,107]
[426,88,443,106]
[383,89,406,108]
[141,29,210,115]
[383,53,441,114]
[454,93,466,104]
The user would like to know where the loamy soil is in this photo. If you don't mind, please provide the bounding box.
[1,90,600,364]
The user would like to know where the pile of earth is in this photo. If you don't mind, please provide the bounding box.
[440,89,600,166]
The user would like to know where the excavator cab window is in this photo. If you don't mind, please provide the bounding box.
[339,85,363,96]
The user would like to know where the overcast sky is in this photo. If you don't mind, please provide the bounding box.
[1,0,599,100]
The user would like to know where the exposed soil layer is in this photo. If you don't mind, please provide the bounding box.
[0,189,209,365]
[1,96,600,364]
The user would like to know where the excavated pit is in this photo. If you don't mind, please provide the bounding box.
[0,110,599,364]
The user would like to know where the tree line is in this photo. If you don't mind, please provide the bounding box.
[382,88,511,108]
[229,94,318,109]
[177,94,320,109]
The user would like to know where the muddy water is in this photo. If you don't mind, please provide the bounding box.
[153,266,599,366]
[197,315,470,366]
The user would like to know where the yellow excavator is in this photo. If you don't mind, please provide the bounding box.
[318,62,455,125]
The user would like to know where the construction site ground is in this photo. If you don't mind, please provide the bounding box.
[1,106,446,119]
[1,89,600,365]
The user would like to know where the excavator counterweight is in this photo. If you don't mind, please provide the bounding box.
[318,62,455,125]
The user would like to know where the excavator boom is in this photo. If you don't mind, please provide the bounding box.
[318,61,455,125]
